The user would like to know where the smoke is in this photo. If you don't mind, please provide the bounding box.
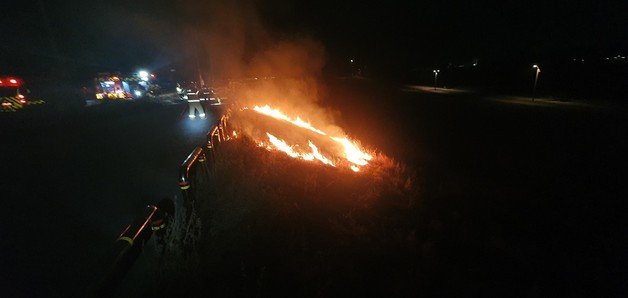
[185,0,344,137]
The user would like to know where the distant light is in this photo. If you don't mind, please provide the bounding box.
[18,94,25,99]
[350,59,354,63]
[138,70,149,81]
[9,79,17,84]
[473,63,477,66]
[134,90,142,97]
[433,69,440,73]
[532,64,538,68]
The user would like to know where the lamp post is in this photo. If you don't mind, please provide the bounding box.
[532,64,541,101]
[433,69,440,90]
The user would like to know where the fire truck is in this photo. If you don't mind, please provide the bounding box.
[1,76,31,111]
[94,72,150,100]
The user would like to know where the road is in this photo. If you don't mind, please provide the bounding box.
[0,99,221,296]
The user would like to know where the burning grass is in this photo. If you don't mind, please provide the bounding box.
[233,106,373,172]
[153,136,422,296]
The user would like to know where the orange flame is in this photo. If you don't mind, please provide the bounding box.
[253,105,327,135]
[330,137,373,166]
[308,141,335,166]
[266,133,300,158]
[264,133,336,166]
[249,105,373,172]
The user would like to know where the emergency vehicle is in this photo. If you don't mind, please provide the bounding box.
[1,76,31,111]
[94,73,149,100]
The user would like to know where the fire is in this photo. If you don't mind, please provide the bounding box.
[253,105,327,135]
[308,141,335,166]
[266,133,300,158]
[263,133,335,166]
[249,105,373,172]
[330,137,373,166]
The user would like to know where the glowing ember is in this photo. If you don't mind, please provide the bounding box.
[247,105,373,172]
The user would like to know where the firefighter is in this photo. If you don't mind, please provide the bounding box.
[186,83,205,119]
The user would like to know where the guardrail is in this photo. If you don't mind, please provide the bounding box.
[178,147,207,191]
[206,114,229,150]
[179,113,232,218]
[95,108,232,295]
[94,199,173,296]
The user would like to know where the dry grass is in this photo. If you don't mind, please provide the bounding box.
[151,137,423,296]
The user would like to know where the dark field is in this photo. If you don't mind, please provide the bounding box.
[324,81,627,295]
[152,80,626,296]
[1,80,626,296]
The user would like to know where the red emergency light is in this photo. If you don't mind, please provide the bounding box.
[0,77,22,87]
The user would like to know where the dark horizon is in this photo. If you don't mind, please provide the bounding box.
[2,1,627,296]
[1,1,626,79]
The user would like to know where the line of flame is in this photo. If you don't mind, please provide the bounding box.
[253,105,327,135]
[308,141,335,166]
[265,133,336,167]
[250,105,373,172]
[330,137,373,166]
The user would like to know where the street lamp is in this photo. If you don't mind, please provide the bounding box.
[433,69,440,90]
[531,64,541,101]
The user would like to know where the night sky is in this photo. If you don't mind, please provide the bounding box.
[1,0,626,78]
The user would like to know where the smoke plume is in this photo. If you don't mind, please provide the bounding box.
[184,0,344,137]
